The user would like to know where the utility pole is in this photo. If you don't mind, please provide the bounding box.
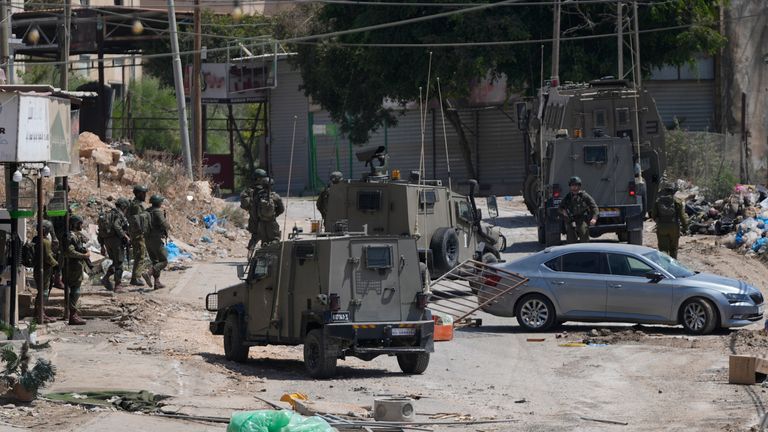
[633,0,642,90]
[550,0,561,87]
[167,0,194,179]
[1,0,10,82]
[192,0,203,178]
[617,0,623,79]
[60,0,71,89]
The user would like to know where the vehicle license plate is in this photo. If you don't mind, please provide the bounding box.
[553,199,561,207]
[391,328,416,337]
[331,312,349,322]
[599,210,620,218]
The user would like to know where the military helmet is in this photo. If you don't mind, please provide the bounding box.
[252,168,268,181]
[133,184,148,194]
[115,197,130,209]
[330,171,343,183]
[42,220,54,233]
[70,215,84,226]
[568,176,582,186]
[149,194,165,205]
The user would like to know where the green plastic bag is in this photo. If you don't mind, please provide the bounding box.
[227,410,333,432]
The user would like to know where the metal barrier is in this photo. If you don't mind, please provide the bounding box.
[427,260,528,326]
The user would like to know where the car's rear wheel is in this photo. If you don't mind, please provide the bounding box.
[223,314,249,362]
[680,298,718,335]
[515,294,556,331]
[397,352,430,374]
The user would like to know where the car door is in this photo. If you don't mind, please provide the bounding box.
[541,252,608,319]
[605,253,673,321]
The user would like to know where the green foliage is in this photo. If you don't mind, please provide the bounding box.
[0,322,13,340]
[19,65,90,90]
[288,0,725,145]
[112,77,181,153]
[1,342,56,397]
[665,128,739,201]
[217,204,248,229]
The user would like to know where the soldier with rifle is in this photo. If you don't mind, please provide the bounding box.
[558,176,599,244]
[65,215,91,325]
[316,171,343,220]
[127,185,150,286]
[98,198,131,293]
[242,171,284,251]
[143,195,171,289]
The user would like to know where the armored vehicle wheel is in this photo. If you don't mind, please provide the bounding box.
[523,175,539,215]
[430,228,460,274]
[617,232,628,242]
[223,314,249,362]
[304,329,338,378]
[537,225,546,245]
[628,230,643,245]
[544,228,561,247]
[397,352,430,374]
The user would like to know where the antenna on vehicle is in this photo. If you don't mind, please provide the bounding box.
[416,51,433,250]
[436,77,452,192]
[270,115,298,328]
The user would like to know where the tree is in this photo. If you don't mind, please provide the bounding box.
[287,0,725,179]
[112,76,181,153]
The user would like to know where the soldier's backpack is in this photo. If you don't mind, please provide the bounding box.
[129,208,151,237]
[98,211,114,238]
[257,192,277,221]
[656,196,678,223]
[22,238,37,267]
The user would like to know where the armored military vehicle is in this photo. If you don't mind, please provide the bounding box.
[520,78,666,245]
[206,233,434,378]
[323,146,504,278]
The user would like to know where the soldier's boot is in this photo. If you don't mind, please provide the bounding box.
[142,269,154,288]
[68,309,86,326]
[101,268,114,291]
[130,277,145,286]
[52,273,65,289]
[153,271,166,290]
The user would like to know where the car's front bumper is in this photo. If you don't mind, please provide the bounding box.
[721,302,764,327]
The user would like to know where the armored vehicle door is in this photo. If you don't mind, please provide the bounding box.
[246,252,279,339]
[569,138,634,206]
[452,197,478,260]
[347,240,402,322]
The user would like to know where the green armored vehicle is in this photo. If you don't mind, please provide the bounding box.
[520,78,666,245]
[206,234,434,378]
[323,146,504,278]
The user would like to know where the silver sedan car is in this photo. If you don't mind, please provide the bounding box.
[480,243,764,334]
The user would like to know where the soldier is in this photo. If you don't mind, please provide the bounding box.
[143,195,171,289]
[127,185,150,286]
[34,221,58,323]
[64,215,90,325]
[240,168,268,212]
[316,171,343,220]
[98,198,131,293]
[558,176,599,244]
[650,182,689,259]
[250,176,284,249]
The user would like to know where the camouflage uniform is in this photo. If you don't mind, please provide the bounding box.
[64,220,90,325]
[99,202,130,292]
[36,236,58,300]
[559,190,599,244]
[651,190,689,259]
[316,171,343,220]
[250,187,285,248]
[145,195,171,289]
[127,196,149,285]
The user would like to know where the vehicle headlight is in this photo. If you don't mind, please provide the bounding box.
[723,293,751,304]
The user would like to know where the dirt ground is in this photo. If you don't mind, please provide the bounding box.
[5,197,768,431]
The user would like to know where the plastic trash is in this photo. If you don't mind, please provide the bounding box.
[203,213,218,229]
[200,235,213,243]
[227,410,333,432]
[165,241,193,262]
[753,237,768,253]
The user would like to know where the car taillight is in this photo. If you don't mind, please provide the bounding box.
[329,293,340,311]
[552,184,561,199]
[484,274,502,288]
[628,181,636,197]
[416,293,429,309]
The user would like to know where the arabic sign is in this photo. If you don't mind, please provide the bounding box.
[184,61,270,104]
[0,93,53,162]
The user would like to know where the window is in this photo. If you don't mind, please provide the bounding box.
[250,256,271,279]
[616,108,630,125]
[544,257,561,271]
[457,200,474,222]
[366,246,392,269]
[608,254,653,277]
[594,109,607,128]
[583,146,608,164]
[357,190,382,211]
[419,190,438,213]
[561,253,604,274]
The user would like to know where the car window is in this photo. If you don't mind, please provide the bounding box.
[544,257,561,271]
[608,254,653,277]
[560,252,606,274]
[642,251,695,278]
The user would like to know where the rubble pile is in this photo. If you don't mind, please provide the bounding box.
[68,133,250,260]
[680,180,768,256]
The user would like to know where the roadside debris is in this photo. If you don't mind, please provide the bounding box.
[227,410,333,432]
[580,416,629,426]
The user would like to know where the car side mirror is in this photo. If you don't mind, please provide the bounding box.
[486,195,499,219]
[644,271,665,283]
[237,264,246,280]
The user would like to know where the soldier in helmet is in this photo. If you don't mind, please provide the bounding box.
[143,194,171,289]
[650,181,688,258]
[98,198,131,293]
[64,215,90,325]
[558,176,599,243]
[242,171,284,250]
[127,185,150,286]
[33,220,58,323]
[316,171,343,220]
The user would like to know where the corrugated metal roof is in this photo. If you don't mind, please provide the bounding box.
[0,85,97,103]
